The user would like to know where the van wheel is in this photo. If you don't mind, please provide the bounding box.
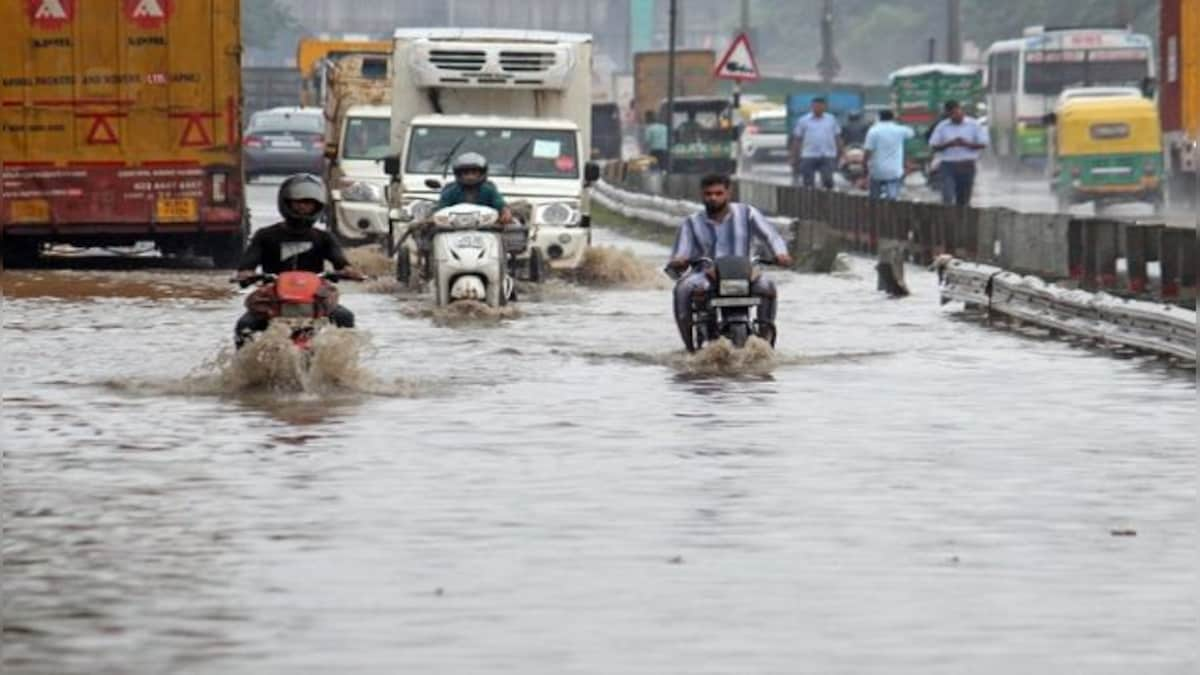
[396,249,412,286]
[1,237,40,269]
[210,232,245,269]
[528,247,546,283]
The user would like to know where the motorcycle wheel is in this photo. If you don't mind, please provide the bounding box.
[729,323,750,348]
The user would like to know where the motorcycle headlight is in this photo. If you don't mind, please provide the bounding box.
[536,202,580,227]
[451,212,481,229]
[476,209,499,226]
[719,279,750,296]
[342,181,384,203]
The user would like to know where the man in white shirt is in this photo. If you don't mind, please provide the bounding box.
[863,109,915,200]
[928,101,989,206]
[790,97,843,190]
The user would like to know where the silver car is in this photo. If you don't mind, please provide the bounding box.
[243,107,325,181]
[740,110,790,169]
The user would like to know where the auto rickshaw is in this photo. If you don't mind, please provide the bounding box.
[658,96,737,174]
[1045,96,1165,214]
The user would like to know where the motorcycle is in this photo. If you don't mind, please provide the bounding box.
[235,270,354,352]
[667,256,777,351]
[839,144,869,191]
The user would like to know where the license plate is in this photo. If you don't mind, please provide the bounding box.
[9,199,50,222]
[710,297,761,308]
[279,303,314,318]
[269,137,302,150]
[1092,166,1132,175]
[156,197,197,221]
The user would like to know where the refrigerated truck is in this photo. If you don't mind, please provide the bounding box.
[0,0,245,268]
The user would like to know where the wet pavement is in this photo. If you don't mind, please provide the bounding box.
[1,180,1195,674]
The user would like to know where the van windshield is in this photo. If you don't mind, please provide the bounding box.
[406,126,579,179]
[342,116,391,160]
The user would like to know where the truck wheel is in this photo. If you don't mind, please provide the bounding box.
[528,247,546,283]
[1,237,40,269]
[210,232,245,269]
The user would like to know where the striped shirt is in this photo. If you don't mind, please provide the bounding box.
[671,202,788,261]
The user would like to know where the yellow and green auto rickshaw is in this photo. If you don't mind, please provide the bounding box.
[1047,96,1165,214]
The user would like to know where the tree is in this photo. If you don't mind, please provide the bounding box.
[243,0,298,50]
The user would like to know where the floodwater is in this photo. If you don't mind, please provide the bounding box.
[1,181,1194,674]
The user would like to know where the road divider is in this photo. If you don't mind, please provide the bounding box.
[938,258,1196,363]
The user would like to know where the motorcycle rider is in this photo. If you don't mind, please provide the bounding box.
[667,174,794,351]
[234,173,366,346]
[436,152,514,225]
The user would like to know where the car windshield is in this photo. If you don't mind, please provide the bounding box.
[405,126,579,179]
[249,112,323,134]
[342,116,391,160]
[753,116,788,134]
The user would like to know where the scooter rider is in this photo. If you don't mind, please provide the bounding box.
[437,152,514,225]
[234,174,366,346]
[667,174,794,351]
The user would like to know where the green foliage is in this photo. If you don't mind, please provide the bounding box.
[243,0,298,50]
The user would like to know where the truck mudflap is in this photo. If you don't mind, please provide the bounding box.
[1,162,242,235]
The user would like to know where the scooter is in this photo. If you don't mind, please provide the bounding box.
[667,256,777,351]
[235,271,352,353]
[417,202,516,307]
[840,144,869,191]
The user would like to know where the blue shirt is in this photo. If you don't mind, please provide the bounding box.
[928,116,989,162]
[864,121,915,181]
[670,203,788,261]
[791,112,841,158]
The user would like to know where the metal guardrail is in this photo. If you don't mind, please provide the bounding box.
[940,258,1196,363]
[593,179,794,231]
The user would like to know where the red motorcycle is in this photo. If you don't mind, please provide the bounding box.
[236,271,348,351]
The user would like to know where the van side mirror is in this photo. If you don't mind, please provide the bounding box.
[1042,112,1057,126]
[424,178,443,190]
[323,144,338,160]
[383,156,400,176]
[584,161,601,184]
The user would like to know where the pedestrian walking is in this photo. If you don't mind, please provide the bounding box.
[790,97,842,189]
[863,110,915,200]
[928,101,988,206]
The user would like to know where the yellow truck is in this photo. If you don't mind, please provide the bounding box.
[1161,0,1199,208]
[1,0,245,268]
[296,36,391,107]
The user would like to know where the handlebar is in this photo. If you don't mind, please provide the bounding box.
[230,271,360,288]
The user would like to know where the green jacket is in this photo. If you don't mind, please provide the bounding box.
[436,180,507,211]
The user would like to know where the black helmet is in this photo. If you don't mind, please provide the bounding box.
[452,152,488,187]
[277,173,326,229]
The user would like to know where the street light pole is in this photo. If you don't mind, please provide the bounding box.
[817,0,839,84]
[665,0,678,176]
[947,0,962,63]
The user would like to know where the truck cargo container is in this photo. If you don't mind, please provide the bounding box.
[1,0,245,268]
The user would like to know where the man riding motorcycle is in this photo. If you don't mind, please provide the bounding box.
[436,152,514,225]
[667,174,794,351]
[234,174,366,346]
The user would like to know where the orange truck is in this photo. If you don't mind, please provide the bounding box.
[1161,0,1199,208]
[1,0,245,268]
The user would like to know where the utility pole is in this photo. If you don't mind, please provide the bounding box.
[446,0,457,26]
[740,0,750,35]
[946,0,962,63]
[817,0,839,84]
[665,0,678,175]
[1115,0,1135,28]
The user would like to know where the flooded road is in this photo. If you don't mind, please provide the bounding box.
[2,180,1194,674]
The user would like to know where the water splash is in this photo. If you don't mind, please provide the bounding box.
[403,300,522,327]
[567,246,669,289]
[344,246,395,278]
[672,336,778,377]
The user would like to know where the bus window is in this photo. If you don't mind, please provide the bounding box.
[1086,50,1150,86]
[991,52,1015,93]
[1024,51,1087,96]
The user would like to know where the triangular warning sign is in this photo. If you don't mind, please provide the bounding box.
[714,33,760,82]
[35,0,67,19]
[179,116,212,147]
[85,115,119,145]
[132,0,162,17]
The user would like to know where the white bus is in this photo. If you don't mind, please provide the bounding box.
[985,26,1155,169]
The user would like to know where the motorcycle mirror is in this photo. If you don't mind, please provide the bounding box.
[1042,112,1057,127]
[383,156,401,176]
[424,178,443,191]
[584,161,601,184]
[323,144,338,160]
